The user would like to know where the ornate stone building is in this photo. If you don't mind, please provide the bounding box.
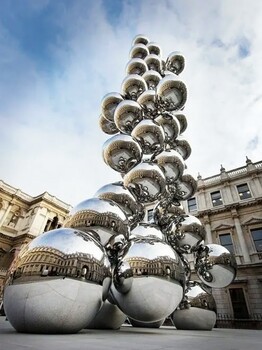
[184,158,262,322]
[0,180,72,304]
[146,158,262,325]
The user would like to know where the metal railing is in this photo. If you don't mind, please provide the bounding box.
[216,313,262,329]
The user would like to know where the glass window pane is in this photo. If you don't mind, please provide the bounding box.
[237,183,251,200]
[251,228,262,252]
[187,197,197,212]
[220,234,232,245]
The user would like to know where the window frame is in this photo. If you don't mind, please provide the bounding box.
[250,227,262,252]
[236,183,252,200]
[210,190,223,207]
[219,233,234,254]
[187,197,197,212]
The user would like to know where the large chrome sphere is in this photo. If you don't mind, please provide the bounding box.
[173,282,216,330]
[157,75,187,111]
[173,136,192,160]
[137,89,158,118]
[173,172,197,200]
[166,51,185,75]
[126,58,148,76]
[123,162,166,203]
[66,198,129,246]
[132,34,150,46]
[102,134,142,173]
[128,318,165,328]
[94,181,145,229]
[130,222,165,241]
[101,92,124,122]
[99,114,118,135]
[155,113,180,144]
[121,74,147,100]
[144,54,162,73]
[195,244,237,288]
[168,215,206,253]
[142,70,162,90]
[114,100,143,134]
[131,119,165,155]
[3,228,111,333]
[154,201,185,229]
[173,112,187,134]
[129,43,149,59]
[146,42,162,57]
[155,149,185,184]
[110,237,185,322]
[86,300,126,330]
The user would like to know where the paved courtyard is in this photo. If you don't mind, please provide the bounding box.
[0,316,261,350]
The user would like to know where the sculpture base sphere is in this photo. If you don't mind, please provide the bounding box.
[111,277,183,323]
[129,317,165,328]
[4,278,103,334]
[86,300,127,330]
[173,308,216,331]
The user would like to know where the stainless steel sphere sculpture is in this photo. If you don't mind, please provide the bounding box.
[3,34,237,333]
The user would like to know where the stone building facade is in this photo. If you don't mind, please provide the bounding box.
[146,158,262,324]
[0,180,72,303]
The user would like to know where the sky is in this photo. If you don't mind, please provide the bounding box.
[0,0,261,207]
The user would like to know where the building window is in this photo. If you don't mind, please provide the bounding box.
[250,228,262,252]
[219,233,234,253]
[229,288,249,319]
[147,209,154,222]
[210,191,223,206]
[237,183,251,200]
[187,197,197,212]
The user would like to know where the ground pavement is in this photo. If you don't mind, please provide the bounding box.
[0,316,261,350]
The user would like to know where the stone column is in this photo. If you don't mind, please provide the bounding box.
[0,202,12,227]
[232,209,251,263]
[203,215,213,244]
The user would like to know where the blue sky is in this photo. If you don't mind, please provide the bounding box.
[0,0,261,205]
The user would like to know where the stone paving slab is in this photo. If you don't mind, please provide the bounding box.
[0,317,261,350]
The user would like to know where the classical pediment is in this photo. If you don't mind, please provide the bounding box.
[242,217,262,225]
[213,223,233,231]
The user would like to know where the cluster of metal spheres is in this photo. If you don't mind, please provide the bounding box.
[3,34,237,334]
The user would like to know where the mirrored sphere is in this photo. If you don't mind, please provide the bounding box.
[155,113,180,144]
[126,58,148,76]
[131,119,165,155]
[101,92,124,122]
[130,222,165,241]
[195,244,237,288]
[173,112,187,134]
[157,75,187,111]
[129,43,149,59]
[102,134,142,173]
[146,42,162,57]
[142,70,162,90]
[94,181,145,229]
[155,149,185,184]
[137,89,158,118]
[123,162,166,203]
[128,318,165,328]
[114,100,143,134]
[66,198,130,246]
[166,51,185,75]
[99,114,119,135]
[173,282,216,330]
[86,300,126,329]
[145,54,162,73]
[173,136,192,160]
[168,215,206,253]
[111,237,185,322]
[132,34,150,46]
[173,173,197,200]
[121,74,147,100]
[153,201,185,229]
[3,228,111,333]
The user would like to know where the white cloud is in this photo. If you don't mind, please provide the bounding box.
[0,0,262,206]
